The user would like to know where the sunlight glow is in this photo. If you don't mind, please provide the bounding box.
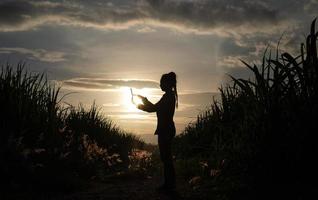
[120,87,152,112]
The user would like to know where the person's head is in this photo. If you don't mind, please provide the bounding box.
[160,72,178,108]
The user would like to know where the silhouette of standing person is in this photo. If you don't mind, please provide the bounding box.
[137,72,178,191]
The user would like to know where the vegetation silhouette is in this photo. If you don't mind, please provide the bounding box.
[137,72,178,192]
[173,19,318,199]
[0,64,148,196]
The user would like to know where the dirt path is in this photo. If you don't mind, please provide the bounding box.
[53,175,197,200]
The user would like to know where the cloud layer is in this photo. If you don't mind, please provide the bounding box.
[62,77,159,90]
[0,0,283,34]
[0,47,67,62]
[0,0,314,137]
[0,0,312,89]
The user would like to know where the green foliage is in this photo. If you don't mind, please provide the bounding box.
[0,64,146,192]
[173,19,318,198]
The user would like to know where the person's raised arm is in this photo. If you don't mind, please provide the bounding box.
[137,95,163,112]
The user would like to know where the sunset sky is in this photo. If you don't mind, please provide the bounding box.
[0,0,316,141]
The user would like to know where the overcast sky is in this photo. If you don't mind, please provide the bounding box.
[0,0,316,139]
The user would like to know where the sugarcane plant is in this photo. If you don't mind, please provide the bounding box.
[173,19,318,196]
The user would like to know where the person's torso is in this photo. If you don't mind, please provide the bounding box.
[155,92,176,137]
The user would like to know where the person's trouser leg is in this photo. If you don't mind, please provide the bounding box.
[158,136,176,188]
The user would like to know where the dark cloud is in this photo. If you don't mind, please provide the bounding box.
[143,0,279,29]
[0,0,141,31]
[62,78,159,90]
[0,1,33,25]
[0,1,61,31]
[0,0,282,33]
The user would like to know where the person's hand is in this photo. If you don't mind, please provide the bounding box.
[137,104,143,110]
[137,95,148,104]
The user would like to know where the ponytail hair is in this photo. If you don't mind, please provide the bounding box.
[167,72,178,108]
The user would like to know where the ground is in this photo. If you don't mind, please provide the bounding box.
[51,174,198,200]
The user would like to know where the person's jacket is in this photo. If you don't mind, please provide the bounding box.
[138,91,176,138]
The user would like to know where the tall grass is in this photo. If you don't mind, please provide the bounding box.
[173,19,318,198]
[0,64,146,193]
